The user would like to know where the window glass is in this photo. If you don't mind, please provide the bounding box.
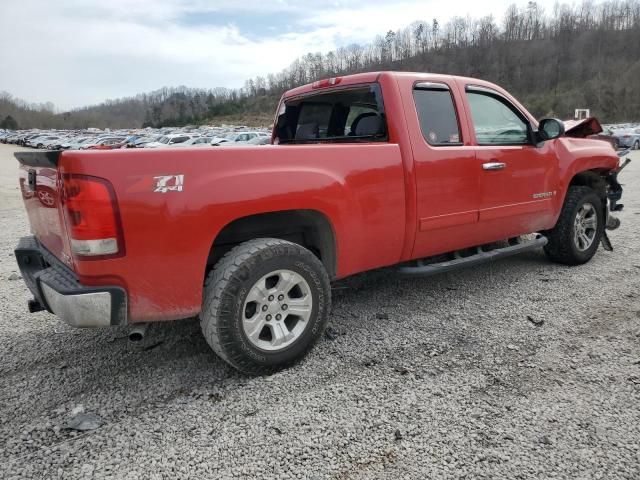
[296,103,333,138]
[413,89,461,145]
[276,84,387,144]
[346,105,378,135]
[467,92,529,145]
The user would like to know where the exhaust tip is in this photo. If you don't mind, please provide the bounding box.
[129,331,144,342]
[128,323,149,342]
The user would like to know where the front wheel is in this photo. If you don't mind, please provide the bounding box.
[544,186,604,265]
[200,238,331,375]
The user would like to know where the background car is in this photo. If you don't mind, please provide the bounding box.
[29,135,62,149]
[169,136,216,147]
[144,134,194,148]
[613,128,640,149]
[82,136,127,150]
[212,131,268,145]
[225,135,271,146]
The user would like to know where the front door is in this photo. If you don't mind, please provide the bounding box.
[465,87,559,239]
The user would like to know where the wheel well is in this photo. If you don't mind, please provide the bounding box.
[569,170,607,200]
[207,210,337,279]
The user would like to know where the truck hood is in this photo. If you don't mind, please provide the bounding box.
[563,117,603,138]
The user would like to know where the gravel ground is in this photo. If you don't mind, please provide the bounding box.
[0,143,639,479]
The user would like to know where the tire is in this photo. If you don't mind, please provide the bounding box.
[544,186,604,265]
[634,140,639,150]
[200,238,331,375]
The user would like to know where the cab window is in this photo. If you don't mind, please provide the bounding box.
[466,91,529,145]
[276,84,387,143]
[413,86,461,146]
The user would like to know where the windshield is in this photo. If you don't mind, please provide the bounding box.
[224,133,238,140]
[276,83,387,144]
[158,136,170,144]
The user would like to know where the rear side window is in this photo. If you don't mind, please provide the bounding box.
[276,84,387,144]
[413,87,461,146]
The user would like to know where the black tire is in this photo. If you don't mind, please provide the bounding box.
[200,238,331,375]
[544,186,604,265]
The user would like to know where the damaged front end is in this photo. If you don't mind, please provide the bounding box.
[564,116,619,149]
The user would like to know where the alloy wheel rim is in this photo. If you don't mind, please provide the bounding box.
[574,203,597,251]
[242,269,313,351]
[38,191,54,206]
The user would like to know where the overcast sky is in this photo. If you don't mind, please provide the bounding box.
[1,0,558,110]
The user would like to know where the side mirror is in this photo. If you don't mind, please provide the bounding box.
[537,118,565,142]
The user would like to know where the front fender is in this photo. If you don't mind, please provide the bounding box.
[552,137,619,219]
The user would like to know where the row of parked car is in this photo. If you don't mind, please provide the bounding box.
[1,122,638,151]
[0,127,272,150]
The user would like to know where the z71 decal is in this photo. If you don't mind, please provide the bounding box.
[154,175,184,193]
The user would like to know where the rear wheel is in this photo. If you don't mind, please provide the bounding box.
[544,186,604,265]
[200,238,331,375]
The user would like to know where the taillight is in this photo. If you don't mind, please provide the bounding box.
[312,77,342,89]
[61,174,124,259]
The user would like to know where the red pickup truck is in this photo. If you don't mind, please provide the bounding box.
[14,72,628,374]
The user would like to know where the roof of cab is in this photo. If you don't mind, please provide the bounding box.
[281,70,537,125]
[282,71,500,99]
[283,72,383,98]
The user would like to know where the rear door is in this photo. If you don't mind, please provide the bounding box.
[402,79,482,259]
[464,85,558,238]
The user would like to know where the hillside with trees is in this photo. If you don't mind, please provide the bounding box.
[2,0,639,130]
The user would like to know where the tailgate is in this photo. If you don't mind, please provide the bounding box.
[16,151,74,268]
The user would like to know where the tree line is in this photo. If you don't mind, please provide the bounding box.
[2,0,639,130]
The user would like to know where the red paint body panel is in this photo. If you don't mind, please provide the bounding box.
[57,144,406,321]
[17,72,620,323]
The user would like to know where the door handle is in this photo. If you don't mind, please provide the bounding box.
[482,162,506,171]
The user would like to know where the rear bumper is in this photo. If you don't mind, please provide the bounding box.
[14,236,127,327]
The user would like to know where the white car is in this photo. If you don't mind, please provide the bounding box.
[144,134,195,148]
[224,136,271,146]
[28,136,62,149]
[212,131,269,145]
[169,136,216,148]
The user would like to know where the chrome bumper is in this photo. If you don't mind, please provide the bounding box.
[14,236,127,328]
[40,283,117,327]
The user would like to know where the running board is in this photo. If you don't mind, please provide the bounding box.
[398,235,548,277]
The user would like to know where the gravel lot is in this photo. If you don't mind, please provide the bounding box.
[1,143,639,479]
